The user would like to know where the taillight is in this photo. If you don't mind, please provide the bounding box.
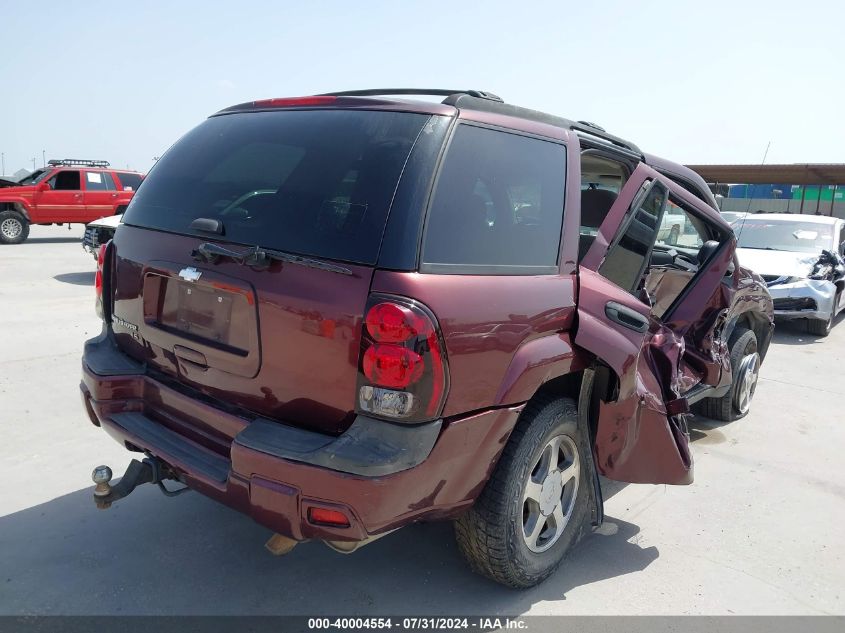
[94,242,109,320]
[307,507,350,528]
[356,295,449,422]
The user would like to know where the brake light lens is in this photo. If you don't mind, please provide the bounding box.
[363,345,423,388]
[308,507,350,527]
[94,243,108,320]
[365,302,426,343]
[253,95,337,108]
[356,295,449,422]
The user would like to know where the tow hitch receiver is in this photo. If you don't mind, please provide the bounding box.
[92,458,187,509]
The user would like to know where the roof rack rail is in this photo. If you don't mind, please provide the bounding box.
[570,121,641,155]
[48,159,111,168]
[320,88,503,102]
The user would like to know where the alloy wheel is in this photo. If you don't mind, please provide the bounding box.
[522,434,580,553]
[1,217,23,240]
[734,352,760,415]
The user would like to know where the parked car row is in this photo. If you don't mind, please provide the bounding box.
[78,89,783,589]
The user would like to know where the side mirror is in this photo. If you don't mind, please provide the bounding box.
[38,182,51,191]
[697,240,721,266]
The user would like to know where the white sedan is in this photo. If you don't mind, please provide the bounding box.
[733,214,845,336]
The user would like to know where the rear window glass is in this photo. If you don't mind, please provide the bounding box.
[421,125,566,272]
[122,110,428,264]
[115,172,142,191]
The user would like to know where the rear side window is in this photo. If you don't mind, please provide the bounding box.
[85,171,116,191]
[122,110,429,264]
[599,183,667,292]
[115,172,142,191]
[421,125,566,273]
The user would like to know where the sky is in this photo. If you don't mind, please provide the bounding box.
[1,0,843,175]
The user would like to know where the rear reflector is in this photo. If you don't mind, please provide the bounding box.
[308,507,350,527]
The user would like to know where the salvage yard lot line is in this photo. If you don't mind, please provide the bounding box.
[659,540,833,615]
[758,375,845,396]
[1,350,81,365]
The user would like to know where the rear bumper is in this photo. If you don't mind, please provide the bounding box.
[80,331,522,542]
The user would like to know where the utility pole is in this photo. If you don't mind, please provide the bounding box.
[42,150,46,168]
[31,157,36,171]
[1,152,5,176]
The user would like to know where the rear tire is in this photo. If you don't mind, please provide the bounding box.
[454,395,591,588]
[0,210,29,244]
[694,326,758,422]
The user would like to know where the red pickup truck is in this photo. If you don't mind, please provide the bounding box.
[0,159,143,244]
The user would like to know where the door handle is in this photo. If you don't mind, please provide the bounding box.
[605,301,649,333]
[174,344,208,371]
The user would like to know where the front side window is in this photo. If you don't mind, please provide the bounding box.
[48,170,81,190]
[599,181,726,318]
[421,124,566,272]
[599,183,667,292]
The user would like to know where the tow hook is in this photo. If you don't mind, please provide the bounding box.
[92,457,188,509]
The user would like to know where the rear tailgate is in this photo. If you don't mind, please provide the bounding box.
[111,107,434,435]
[111,226,373,435]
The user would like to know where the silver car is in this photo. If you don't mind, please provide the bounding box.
[734,213,845,336]
[82,213,122,258]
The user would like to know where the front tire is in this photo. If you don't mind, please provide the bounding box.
[694,326,759,422]
[454,395,591,588]
[807,292,839,338]
[0,210,29,244]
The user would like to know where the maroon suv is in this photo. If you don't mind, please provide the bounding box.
[80,89,773,588]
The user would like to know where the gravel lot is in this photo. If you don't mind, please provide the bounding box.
[1,225,843,615]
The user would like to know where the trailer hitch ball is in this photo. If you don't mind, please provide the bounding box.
[92,465,113,497]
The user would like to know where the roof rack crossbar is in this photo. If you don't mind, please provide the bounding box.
[47,159,110,168]
[320,88,503,102]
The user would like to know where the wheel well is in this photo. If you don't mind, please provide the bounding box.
[535,371,583,405]
[533,365,618,442]
[532,367,610,528]
[0,202,29,221]
[733,311,771,359]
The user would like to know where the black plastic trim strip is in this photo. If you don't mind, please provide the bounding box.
[235,415,443,477]
[110,412,230,483]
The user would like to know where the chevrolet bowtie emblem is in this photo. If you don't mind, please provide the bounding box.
[178,266,202,282]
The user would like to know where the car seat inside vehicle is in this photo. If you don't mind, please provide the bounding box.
[579,154,628,261]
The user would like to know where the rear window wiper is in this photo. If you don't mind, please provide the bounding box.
[191,242,353,275]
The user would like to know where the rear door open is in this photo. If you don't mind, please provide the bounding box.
[575,163,734,484]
